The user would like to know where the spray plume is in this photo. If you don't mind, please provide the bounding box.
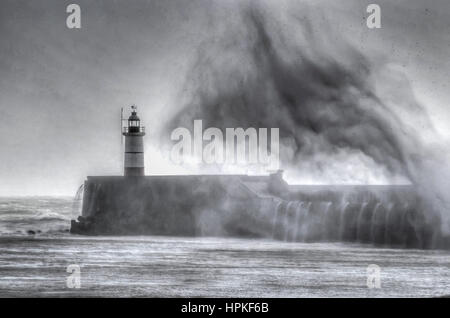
[165,2,450,232]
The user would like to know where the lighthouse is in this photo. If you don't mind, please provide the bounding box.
[122,106,145,176]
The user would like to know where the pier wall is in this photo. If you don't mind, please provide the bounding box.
[71,175,450,249]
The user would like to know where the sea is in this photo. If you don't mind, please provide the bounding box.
[0,197,449,297]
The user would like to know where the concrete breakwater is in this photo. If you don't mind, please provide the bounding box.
[71,173,450,249]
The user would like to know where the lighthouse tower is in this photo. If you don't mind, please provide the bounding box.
[122,106,145,176]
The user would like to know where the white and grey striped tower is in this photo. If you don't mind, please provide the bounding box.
[122,106,145,176]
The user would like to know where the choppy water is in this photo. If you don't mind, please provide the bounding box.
[0,197,449,297]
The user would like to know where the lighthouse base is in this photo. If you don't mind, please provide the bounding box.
[124,167,145,177]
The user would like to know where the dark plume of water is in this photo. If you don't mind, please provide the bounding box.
[165,3,450,237]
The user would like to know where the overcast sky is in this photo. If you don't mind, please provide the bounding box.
[1,0,449,195]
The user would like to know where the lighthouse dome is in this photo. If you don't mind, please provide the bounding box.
[128,111,140,121]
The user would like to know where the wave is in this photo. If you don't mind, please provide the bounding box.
[0,197,76,236]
